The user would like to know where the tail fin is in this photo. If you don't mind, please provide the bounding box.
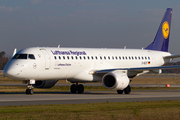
[145,8,172,52]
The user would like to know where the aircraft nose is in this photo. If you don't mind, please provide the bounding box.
[3,61,22,79]
[3,65,16,78]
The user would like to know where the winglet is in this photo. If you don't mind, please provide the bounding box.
[145,8,172,52]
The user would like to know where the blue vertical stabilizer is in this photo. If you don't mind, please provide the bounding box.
[145,8,172,52]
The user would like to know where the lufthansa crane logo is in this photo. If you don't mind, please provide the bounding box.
[162,21,169,39]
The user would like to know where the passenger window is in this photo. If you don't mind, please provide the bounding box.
[108,56,110,60]
[119,56,121,60]
[54,56,57,60]
[80,56,82,59]
[100,56,102,59]
[125,57,127,59]
[67,56,69,60]
[29,54,35,60]
[142,57,144,60]
[148,57,150,60]
[71,56,74,59]
[115,56,118,60]
[87,56,90,59]
[104,56,106,60]
[91,56,94,60]
[129,57,131,60]
[59,56,61,59]
[63,56,65,59]
[132,57,134,60]
[84,56,86,59]
[135,57,137,59]
[76,56,78,59]
[138,57,140,59]
[95,56,98,59]
[122,57,124,60]
[112,56,114,60]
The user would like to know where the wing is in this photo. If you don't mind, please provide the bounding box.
[163,54,180,59]
[95,65,180,74]
[94,54,180,74]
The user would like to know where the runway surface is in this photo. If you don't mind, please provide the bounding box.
[1,83,180,87]
[0,90,180,106]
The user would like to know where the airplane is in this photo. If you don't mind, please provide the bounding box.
[3,8,180,95]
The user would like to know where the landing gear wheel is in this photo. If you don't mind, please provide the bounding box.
[71,84,77,93]
[124,85,131,94]
[26,89,29,95]
[26,80,34,95]
[29,89,33,95]
[117,90,123,94]
[78,84,84,94]
[26,89,33,95]
[70,84,85,94]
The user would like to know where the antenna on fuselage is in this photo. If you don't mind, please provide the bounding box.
[58,45,60,48]
[124,46,126,49]
[12,48,17,57]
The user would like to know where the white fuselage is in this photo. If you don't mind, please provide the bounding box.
[3,47,171,82]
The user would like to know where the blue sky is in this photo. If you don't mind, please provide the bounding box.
[1,0,180,60]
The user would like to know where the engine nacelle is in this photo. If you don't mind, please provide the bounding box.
[102,70,129,90]
[33,80,58,88]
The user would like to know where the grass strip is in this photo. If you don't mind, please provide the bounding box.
[0,100,180,120]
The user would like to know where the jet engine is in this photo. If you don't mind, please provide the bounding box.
[33,80,58,88]
[102,70,129,90]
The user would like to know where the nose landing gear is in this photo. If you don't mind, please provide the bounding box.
[26,84,34,95]
[70,83,84,94]
[25,80,35,95]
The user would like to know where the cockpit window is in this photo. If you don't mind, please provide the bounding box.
[12,54,35,60]
[13,54,27,59]
[28,54,35,59]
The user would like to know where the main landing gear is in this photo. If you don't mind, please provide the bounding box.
[117,85,131,94]
[70,83,84,94]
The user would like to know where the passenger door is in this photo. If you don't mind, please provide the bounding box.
[40,49,51,70]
